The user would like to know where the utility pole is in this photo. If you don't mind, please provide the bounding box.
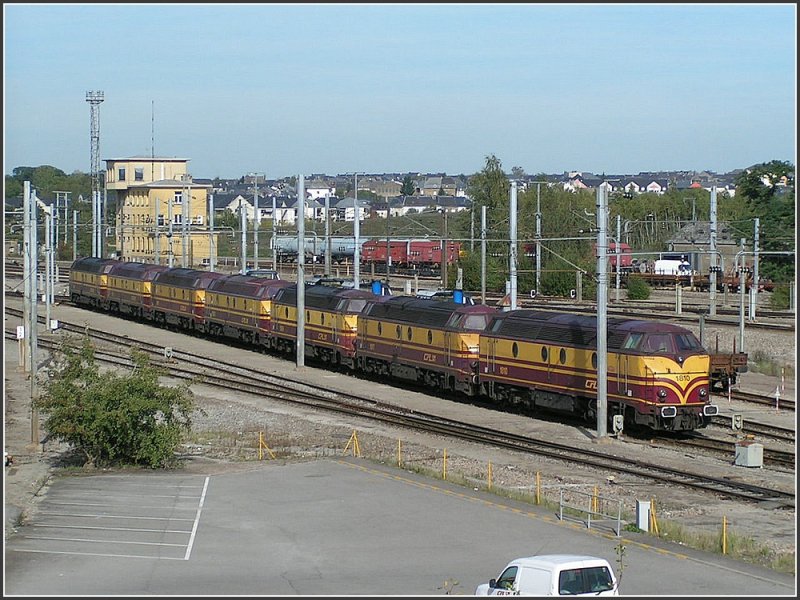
[709,186,718,316]
[385,195,391,284]
[296,174,306,368]
[168,193,174,268]
[251,173,262,270]
[441,208,449,290]
[324,191,332,276]
[535,181,542,294]
[596,186,609,438]
[615,214,621,302]
[72,209,78,261]
[751,217,760,319]
[23,181,39,447]
[208,193,216,272]
[239,199,247,274]
[181,175,191,268]
[272,195,278,270]
[509,181,518,310]
[353,173,362,289]
[481,205,487,305]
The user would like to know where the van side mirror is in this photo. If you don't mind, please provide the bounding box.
[488,579,497,589]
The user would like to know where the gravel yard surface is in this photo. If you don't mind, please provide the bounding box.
[4,292,796,574]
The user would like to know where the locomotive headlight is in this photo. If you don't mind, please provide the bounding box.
[468,345,480,354]
[699,387,708,398]
[657,389,668,399]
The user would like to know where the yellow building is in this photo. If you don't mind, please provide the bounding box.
[106,157,219,267]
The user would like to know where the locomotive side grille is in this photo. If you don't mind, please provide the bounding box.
[607,332,627,349]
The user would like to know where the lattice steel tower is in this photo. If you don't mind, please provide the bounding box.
[86,90,104,256]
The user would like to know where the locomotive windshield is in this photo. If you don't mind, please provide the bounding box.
[344,299,368,313]
[624,332,704,354]
[447,313,492,331]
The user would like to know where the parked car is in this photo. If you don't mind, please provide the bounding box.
[474,554,619,596]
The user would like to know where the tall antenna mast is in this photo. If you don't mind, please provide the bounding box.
[86,90,105,257]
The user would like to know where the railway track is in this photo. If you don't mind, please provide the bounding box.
[8,315,794,506]
[649,432,795,470]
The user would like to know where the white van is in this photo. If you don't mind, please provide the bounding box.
[474,554,619,596]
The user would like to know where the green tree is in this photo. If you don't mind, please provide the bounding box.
[734,161,795,282]
[510,166,526,180]
[400,175,415,196]
[467,154,510,215]
[35,336,201,468]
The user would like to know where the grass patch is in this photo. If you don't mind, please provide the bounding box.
[747,351,795,378]
[370,456,796,575]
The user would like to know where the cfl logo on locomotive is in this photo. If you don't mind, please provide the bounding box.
[585,379,597,390]
[423,353,438,363]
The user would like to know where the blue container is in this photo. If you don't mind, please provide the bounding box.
[453,289,464,304]
[371,280,383,295]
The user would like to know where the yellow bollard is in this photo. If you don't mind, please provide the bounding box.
[722,515,728,555]
[535,471,541,505]
[258,432,276,460]
[397,438,402,468]
[650,498,660,536]
[488,462,493,490]
[443,448,447,480]
[343,430,362,457]
[592,486,598,513]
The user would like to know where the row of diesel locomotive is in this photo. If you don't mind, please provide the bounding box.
[69,257,717,432]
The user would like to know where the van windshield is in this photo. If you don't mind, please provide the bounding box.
[558,566,614,595]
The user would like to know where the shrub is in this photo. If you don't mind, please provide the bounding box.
[769,284,791,310]
[625,275,651,300]
[35,336,202,468]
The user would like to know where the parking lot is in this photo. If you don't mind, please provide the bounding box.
[4,458,795,596]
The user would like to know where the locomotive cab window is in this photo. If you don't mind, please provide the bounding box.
[464,314,491,331]
[644,335,673,353]
[675,333,702,351]
[622,333,643,350]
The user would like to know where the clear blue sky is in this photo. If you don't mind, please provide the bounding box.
[3,3,797,180]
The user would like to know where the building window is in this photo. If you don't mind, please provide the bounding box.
[174,191,183,204]
[134,168,144,181]
[157,214,164,227]
[118,167,126,181]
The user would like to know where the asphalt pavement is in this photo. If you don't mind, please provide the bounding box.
[4,457,795,596]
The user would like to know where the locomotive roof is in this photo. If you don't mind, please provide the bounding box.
[152,268,226,288]
[362,295,496,328]
[207,275,292,299]
[71,257,119,274]
[108,261,169,280]
[487,309,693,349]
[273,283,374,310]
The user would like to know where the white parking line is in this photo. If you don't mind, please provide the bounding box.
[38,512,196,521]
[184,476,209,560]
[22,535,187,547]
[8,548,186,560]
[31,524,192,534]
[8,475,211,561]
